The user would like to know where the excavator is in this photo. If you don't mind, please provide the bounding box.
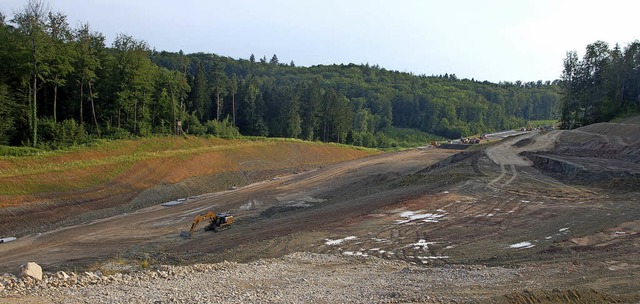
[180,211,234,238]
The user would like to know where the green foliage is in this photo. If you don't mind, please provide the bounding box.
[184,112,206,135]
[204,117,240,138]
[0,145,41,157]
[378,127,443,147]
[0,2,562,151]
[37,118,89,149]
[346,131,377,148]
[0,84,20,145]
[527,119,558,128]
[560,40,640,128]
[375,133,392,148]
[102,126,131,140]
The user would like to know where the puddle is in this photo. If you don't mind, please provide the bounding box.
[417,256,449,259]
[325,236,357,245]
[343,251,368,257]
[509,241,535,249]
[397,211,446,224]
[410,239,437,250]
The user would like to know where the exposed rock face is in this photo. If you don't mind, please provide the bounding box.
[20,262,42,281]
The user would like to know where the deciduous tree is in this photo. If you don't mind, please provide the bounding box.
[12,0,50,146]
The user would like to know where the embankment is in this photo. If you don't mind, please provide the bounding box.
[0,137,377,236]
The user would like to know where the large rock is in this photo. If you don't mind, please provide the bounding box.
[20,262,43,281]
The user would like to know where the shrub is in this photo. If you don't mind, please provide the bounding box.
[103,126,132,140]
[184,113,206,135]
[204,117,240,138]
[37,118,89,149]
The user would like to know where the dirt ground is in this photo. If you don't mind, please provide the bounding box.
[0,148,458,272]
[1,120,640,301]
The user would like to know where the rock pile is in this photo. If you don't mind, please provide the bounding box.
[0,260,240,297]
[1,252,530,303]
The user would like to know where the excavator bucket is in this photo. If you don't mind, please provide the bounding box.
[179,231,192,238]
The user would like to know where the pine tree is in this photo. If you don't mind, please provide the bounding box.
[270,54,279,65]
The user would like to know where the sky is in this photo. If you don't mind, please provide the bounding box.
[2,0,638,82]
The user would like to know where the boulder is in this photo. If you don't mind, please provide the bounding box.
[20,262,43,281]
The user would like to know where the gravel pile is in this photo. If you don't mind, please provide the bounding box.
[1,252,526,303]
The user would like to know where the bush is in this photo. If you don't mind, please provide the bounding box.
[152,120,173,135]
[184,113,206,135]
[375,133,394,148]
[345,131,377,147]
[377,127,443,148]
[37,118,89,149]
[204,117,240,138]
[103,126,132,140]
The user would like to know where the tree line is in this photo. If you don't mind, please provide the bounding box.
[560,40,640,129]
[0,1,561,149]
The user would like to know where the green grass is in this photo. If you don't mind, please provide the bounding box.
[527,119,559,127]
[0,135,380,197]
[0,145,43,157]
[379,127,444,147]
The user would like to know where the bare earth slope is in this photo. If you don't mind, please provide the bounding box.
[0,137,375,237]
[2,118,640,303]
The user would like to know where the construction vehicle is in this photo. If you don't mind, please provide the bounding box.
[180,211,234,238]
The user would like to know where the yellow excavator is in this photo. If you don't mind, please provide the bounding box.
[180,211,234,238]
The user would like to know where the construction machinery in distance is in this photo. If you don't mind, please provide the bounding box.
[180,211,234,238]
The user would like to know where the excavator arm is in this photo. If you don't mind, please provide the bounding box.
[180,211,234,238]
[183,211,218,238]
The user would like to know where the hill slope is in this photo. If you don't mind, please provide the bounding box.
[0,136,377,236]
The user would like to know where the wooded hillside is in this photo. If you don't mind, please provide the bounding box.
[0,1,561,149]
[560,40,640,129]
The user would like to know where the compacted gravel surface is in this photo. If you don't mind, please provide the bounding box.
[1,252,532,303]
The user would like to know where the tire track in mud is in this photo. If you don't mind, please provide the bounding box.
[315,134,596,266]
[504,165,518,187]
[488,164,507,190]
[314,185,537,266]
[488,164,519,191]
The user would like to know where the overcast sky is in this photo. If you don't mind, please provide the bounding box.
[2,0,638,82]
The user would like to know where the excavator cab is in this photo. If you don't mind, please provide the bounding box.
[205,213,234,232]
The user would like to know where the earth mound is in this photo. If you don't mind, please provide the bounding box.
[523,117,640,188]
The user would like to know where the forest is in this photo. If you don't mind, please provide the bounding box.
[560,40,640,129]
[0,1,561,150]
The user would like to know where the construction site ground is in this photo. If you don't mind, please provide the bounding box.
[1,118,640,302]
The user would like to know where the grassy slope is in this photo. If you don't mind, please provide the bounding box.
[0,136,378,236]
[0,137,373,200]
[0,136,378,207]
